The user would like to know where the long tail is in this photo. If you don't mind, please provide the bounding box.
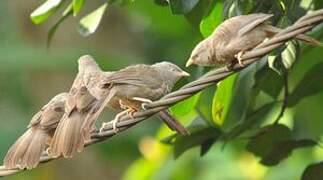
[4,128,48,170]
[50,112,85,158]
[262,24,322,46]
[158,110,188,135]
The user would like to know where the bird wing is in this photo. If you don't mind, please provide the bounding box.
[102,64,163,89]
[238,13,273,37]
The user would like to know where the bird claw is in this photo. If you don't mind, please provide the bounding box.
[99,122,109,133]
[45,147,51,156]
[132,97,152,110]
[235,51,245,67]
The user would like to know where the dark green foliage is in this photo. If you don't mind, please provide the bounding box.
[302,162,323,180]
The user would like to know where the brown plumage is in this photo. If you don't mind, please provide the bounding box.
[97,62,190,134]
[49,55,104,158]
[3,93,68,169]
[186,13,321,67]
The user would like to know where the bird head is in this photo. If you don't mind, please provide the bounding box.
[152,61,190,88]
[186,38,213,67]
[78,55,100,72]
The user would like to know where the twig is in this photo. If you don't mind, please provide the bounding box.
[274,71,289,124]
[0,9,322,177]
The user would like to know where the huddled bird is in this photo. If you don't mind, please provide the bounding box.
[4,93,69,169]
[186,13,321,68]
[97,61,190,133]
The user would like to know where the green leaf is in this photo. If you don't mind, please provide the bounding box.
[281,41,299,69]
[288,62,323,107]
[212,74,237,126]
[200,138,216,156]
[199,0,223,37]
[47,4,73,48]
[184,0,214,28]
[261,139,317,166]
[302,162,323,180]
[30,0,63,24]
[247,124,292,157]
[72,0,85,16]
[223,65,257,130]
[169,0,200,15]
[223,102,275,141]
[173,126,220,158]
[254,64,284,99]
[78,3,108,37]
[196,86,216,124]
[170,92,201,117]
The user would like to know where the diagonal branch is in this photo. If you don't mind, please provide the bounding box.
[1,9,323,177]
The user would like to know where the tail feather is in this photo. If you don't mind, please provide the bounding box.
[50,112,85,158]
[4,128,48,169]
[158,110,188,135]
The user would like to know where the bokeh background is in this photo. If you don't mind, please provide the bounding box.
[0,1,322,180]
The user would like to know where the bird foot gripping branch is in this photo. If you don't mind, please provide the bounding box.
[1,9,323,177]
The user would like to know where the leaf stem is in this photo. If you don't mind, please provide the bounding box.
[274,71,289,124]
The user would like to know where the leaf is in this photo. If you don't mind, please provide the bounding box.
[199,0,223,37]
[78,3,108,37]
[302,162,323,180]
[288,62,323,107]
[222,102,275,141]
[254,64,284,99]
[281,41,299,69]
[173,126,220,158]
[196,86,216,124]
[30,0,63,24]
[184,0,214,28]
[47,4,73,48]
[261,139,317,166]
[170,92,201,117]
[246,124,292,157]
[169,0,200,15]
[200,138,216,156]
[72,0,85,16]
[223,64,257,130]
[212,74,237,126]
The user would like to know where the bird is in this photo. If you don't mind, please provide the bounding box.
[3,93,68,170]
[186,13,321,68]
[97,61,190,133]
[49,55,104,158]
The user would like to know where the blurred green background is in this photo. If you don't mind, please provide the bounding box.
[0,0,323,180]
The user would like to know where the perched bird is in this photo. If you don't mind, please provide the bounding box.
[97,61,190,133]
[186,13,321,68]
[3,93,68,169]
[49,55,103,158]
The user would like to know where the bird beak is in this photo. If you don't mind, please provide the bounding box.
[186,58,194,67]
[180,71,190,77]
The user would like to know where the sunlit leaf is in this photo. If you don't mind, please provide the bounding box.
[169,0,200,14]
[212,74,237,126]
[170,92,201,117]
[288,62,323,107]
[78,3,108,37]
[196,86,216,124]
[173,126,220,158]
[30,0,63,24]
[302,162,323,180]
[72,0,85,16]
[199,0,222,37]
[281,41,299,69]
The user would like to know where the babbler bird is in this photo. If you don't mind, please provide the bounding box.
[4,93,68,169]
[50,56,103,158]
[97,61,190,133]
[186,13,321,68]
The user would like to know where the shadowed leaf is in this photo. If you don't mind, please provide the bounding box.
[302,162,323,180]
[169,0,200,14]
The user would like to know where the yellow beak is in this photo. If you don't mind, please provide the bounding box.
[180,71,190,77]
[186,58,194,67]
